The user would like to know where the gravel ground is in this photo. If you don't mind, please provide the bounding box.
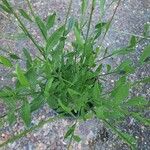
[0,0,150,150]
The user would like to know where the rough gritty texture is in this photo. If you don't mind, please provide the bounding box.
[0,0,150,150]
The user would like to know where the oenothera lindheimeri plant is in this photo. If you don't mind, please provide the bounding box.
[0,0,150,149]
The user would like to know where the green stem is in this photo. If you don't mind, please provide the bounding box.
[11,8,45,58]
[100,0,122,45]
[82,0,95,62]
[112,29,150,40]
[64,0,73,29]
[25,0,35,17]
[99,71,117,76]
[102,119,136,150]
[67,119,78,150]
[85,0,95,42]
[0,115,63,148]
[97,53,114,63]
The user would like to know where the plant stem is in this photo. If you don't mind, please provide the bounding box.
[64,0,73,29]
[25,0,35,17]
[6,1,45,59]
[0,115,63,148]
[67,120,78,150]
[99,71,117,76]
[112,29,150,40]
[85,0,95,42]
[97,53,114,63]
[102,119,136,150]
[100,0,122,44]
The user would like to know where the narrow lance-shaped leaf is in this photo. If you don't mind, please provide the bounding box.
[143,23,150,37]
[64,123,76,139]
[2,0,12,10]
[0,55,12,67]
[35,16,47,40]
[65,17,75,35]
[46,25,65,54]
[115,59,135,75]
[46,12,56,30]
[19,9,32,22]
[23,48,32,68]
[81,0,87,14]
[16,64,29,87]
[30,96,45,112]
[94,22,107,40]
[93,82,101,101]
[74,26,84,47]
[126,97,148,107]
[129,35,137,49]
[21,100,31,127]
[58,99,72,116]
[7,112,16,125]
[73,135,81,142]
[113,83,129,104]
[44,78,53,97]
[9,53,20,60]
[99,0,106,17]
[132,113,150,126]
[67,88,80,98]
[139,45,150,64]
[0,4,12,13]
[95,106,107,119]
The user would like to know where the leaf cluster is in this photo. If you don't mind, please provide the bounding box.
[0,0,150,149]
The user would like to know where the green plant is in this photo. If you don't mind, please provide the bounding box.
[0,0,150,149]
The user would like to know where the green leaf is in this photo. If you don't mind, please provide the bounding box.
[112,83,129,104]
[99,0,106,16]
[35,16,47,40]
[2,0,12,11]
[7,112,16,125]
[64,124,76,139]
[120,132,137,146]
[46,12,56,30]
[140,45,150,64]
[112,46,136,56]
[129,36,137,49]
[44,78,53,97]
[0,4,12,13]
[95,106,107,119]
[9,53,20,60]
[106,64,111,72]
[46,25,65,53]
[2,0,11,7]
[116,59,135,75]
[58,99,72,115]
[23,48,32,68]
[16,64,29,87]
[19,9,32,22]
[93,82,101,101]
[67,88,80,98]
[81,0,87,14]
[73,135,81,142]
[132,113,150,126]
[94,22,107,40]
[0,87,14,98]
[126,97,148,107]
[30,96,45,112]
[143,23,150,37]
[137,77,150,84]
[65,17,75,35]
[0,55,12,67]
[21,101,31,127]
[74,26,84,47]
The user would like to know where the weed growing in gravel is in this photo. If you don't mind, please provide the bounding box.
[0,0,150,149]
